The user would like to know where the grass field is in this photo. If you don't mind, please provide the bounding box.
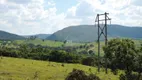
[0,57,121,80]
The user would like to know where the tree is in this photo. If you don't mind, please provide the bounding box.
[19,44,31,58]
[103,38,137,76]
[49,50,80,63]
[135,44,142,80]
[49,50,66,62]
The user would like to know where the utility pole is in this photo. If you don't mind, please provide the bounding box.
[95,12,111,74]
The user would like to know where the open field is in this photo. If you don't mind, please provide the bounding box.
[0,57,121,80]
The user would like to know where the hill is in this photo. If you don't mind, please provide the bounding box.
[0,30,25,40]
[0,57,120,80]
[47,25,142,42]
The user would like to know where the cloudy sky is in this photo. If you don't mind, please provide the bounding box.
[0,0,142,35]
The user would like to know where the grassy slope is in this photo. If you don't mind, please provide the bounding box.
[0,57,121,80]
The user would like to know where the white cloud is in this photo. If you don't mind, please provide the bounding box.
[47,1,55,6]
[66,1,96,24]
[66,0,142,26]
[0,19,12,27]
[7,0,32,4]
[67,6,77,17]
[0,0,141,35]
[0,0,6,4]
[75,2,95,17]
[0,0,82,35]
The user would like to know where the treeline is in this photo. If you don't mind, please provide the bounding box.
[0,44,83,63]
[0,40,96,64]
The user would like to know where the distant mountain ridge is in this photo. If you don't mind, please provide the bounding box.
[0,24,142,41]
[0,30,25,40]
[46,24,142,42]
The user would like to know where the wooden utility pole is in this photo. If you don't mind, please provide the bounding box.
[95,12,111,74]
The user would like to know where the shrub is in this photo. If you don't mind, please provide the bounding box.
[88,74,101,80]
[119,74,126,80]
[65,69,101,80]
[82,57,97,66]
[119,73,142,80]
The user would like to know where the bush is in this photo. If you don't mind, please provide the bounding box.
[88,74,101,80]
[49,50,81,63]
[82,57,97,66]
[65,69,87,80]
[119,73,142,80]
[119,74,126,80]
[111,69,118,75]
[65,69,101,80]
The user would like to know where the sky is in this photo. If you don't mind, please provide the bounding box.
[0,0,142,35]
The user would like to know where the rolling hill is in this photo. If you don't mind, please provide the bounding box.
[46,24,142,42]
[0,30,25,40]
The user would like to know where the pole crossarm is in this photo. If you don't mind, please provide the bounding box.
[95,12,111,74]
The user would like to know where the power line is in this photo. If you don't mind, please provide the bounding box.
[95,12,111,74]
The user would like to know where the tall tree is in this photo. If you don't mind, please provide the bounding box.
[103,38,137,75]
